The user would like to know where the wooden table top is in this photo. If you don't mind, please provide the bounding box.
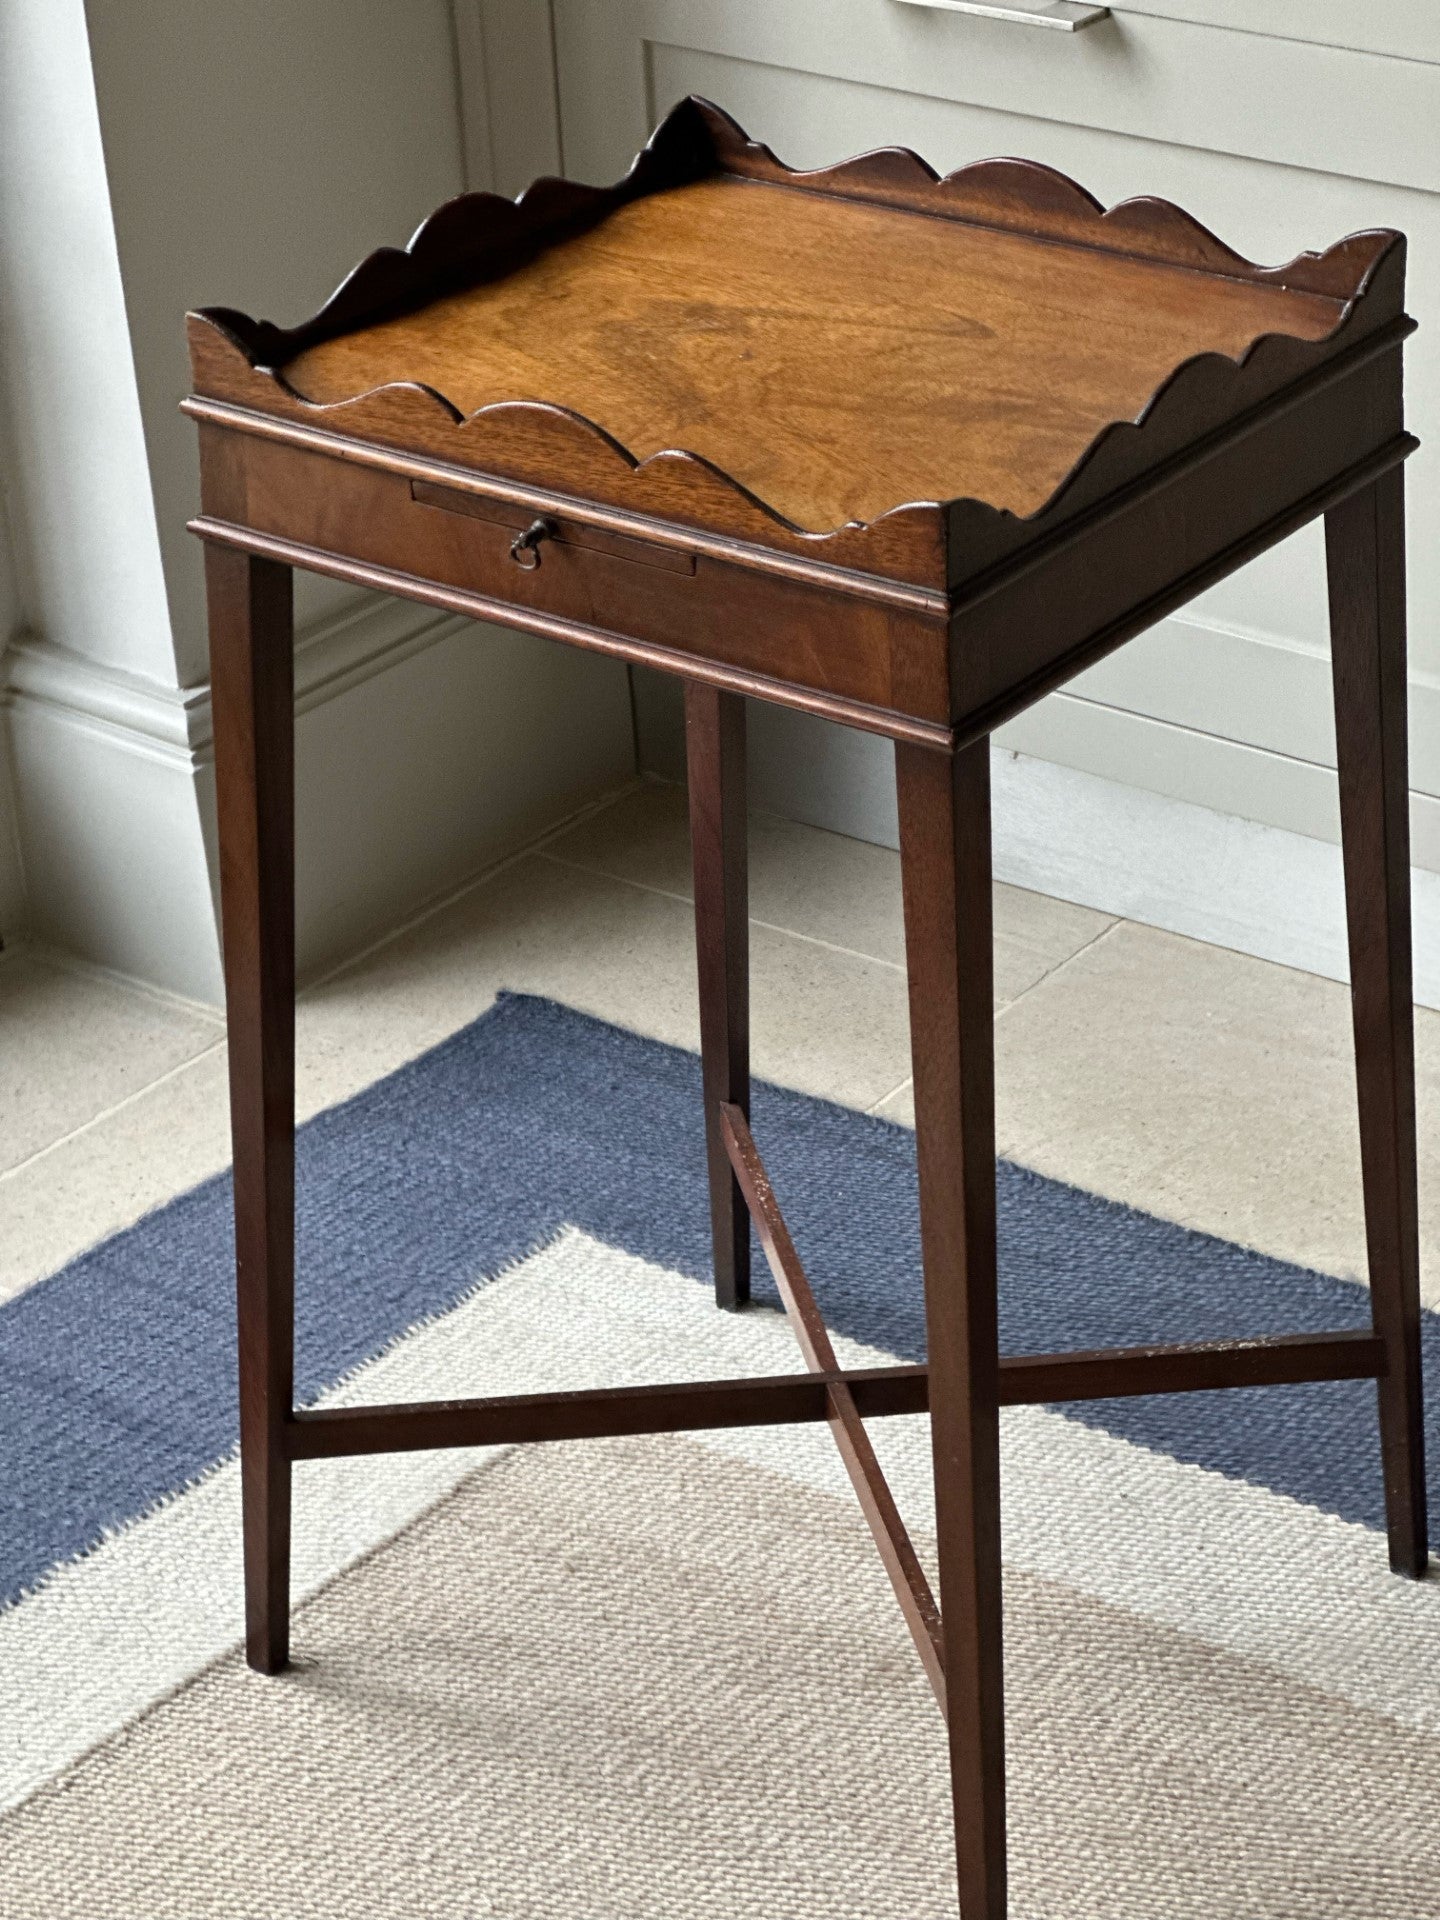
[188,99,1403,591]
[282,175,1344,532]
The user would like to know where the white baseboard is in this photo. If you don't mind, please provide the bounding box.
[11,593,1435,1013]
[997,606,1440,875]
[631,662,1440,1011]
[992,748,1440,1012]
[276,597,636,986]
[634,603,1440,854]
[4,639,222,1000]
[0,726,28,941]
[3,594,636,1003]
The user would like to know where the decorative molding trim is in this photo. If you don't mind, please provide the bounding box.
[289,599,469,731]
[1106,0,1440,65]
[614,3,1437,197]
[0,596,483,999]
[0,729,27,940]
[1001,681,1440,875]
[3,590,637,1000]
[450,0,564,198]
[448,0,498,192]
[3,685,223,1003]
[2,596,466,762]
[4,639,204,762]
[633,644,1440,1007]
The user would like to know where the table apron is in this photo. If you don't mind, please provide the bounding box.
[192,347,1414,753]
[194,423,954,745]
[950,350,1414,738]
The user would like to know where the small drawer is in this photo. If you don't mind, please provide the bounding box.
[409,479,697,576]
[207,425,947,726]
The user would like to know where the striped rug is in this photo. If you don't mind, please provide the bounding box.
[2,992,1438,1916]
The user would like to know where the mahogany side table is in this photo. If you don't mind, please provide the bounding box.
[185,99,1425,1918]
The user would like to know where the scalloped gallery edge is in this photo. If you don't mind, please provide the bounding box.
[184,96,1409,578]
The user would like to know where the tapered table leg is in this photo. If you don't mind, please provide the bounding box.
[207,546,297,1670]
[897,736,1007,1918]
[1326,469,1429,1578]
[685,681,751,1311]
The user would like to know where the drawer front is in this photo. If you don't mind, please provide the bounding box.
[1100,2,1436,64]
[200,429,950,733]
[553,1,1440,199]
[891,1,1439,65]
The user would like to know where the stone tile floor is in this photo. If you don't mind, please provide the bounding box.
[4,776,1437,1306]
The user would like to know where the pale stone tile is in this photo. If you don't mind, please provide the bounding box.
[299,854,913,1118]
[0,951,221,1175]
[986,920,1440,1301]
[20,802,1426,1332]
[539,780,693,895]
[870,1079,914,1126]
[543,780,1113,1005]
[0,1049,233,1305]
[869,923,1440,1302]
[1,856,913,1301]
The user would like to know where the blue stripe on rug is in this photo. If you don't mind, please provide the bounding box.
[0,991,1427,1607]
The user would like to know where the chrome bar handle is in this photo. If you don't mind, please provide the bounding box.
[892,0,1110,29]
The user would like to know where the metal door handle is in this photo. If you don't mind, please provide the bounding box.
[892,0,1110,29]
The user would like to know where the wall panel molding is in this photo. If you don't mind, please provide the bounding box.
[4,595,635,1001]
[556,1,1440,193]
[449,0,497,190]
[1109,1,1440,64]
[452,0,563,196]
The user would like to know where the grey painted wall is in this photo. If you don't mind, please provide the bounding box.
[0,2,636,998]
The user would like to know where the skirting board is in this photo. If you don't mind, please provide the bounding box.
[1004,608,1440,876]
[0,737,28,939]
[3,650,220,1001]
[990,746,1440,1013]
[3,596,635,1004]
[631,665,1440,1012]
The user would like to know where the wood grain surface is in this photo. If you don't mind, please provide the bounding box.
[282,176,1345,531]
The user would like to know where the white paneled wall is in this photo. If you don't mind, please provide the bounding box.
[0,2,635,998]
[551,2,1440,849]
[531,0,1440,983]
[0,493,25,939]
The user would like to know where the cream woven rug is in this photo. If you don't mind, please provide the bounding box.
[4,1231,1439,1917]
[4,998,1438,1914]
